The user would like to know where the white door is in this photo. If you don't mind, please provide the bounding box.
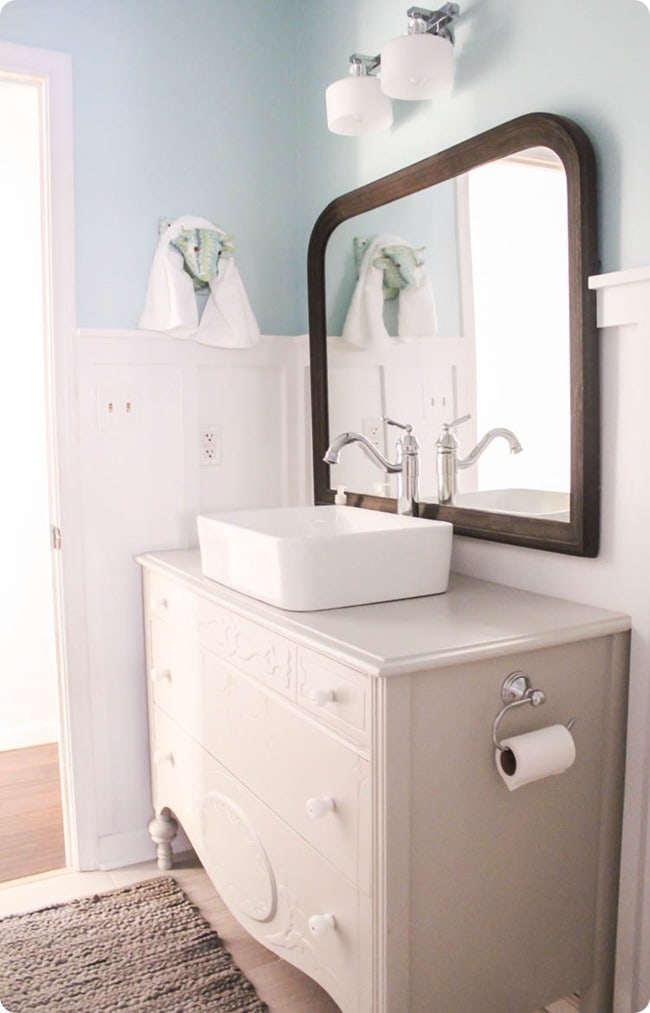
[0,42,96,872]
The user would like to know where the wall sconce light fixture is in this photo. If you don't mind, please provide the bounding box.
[326,54,393,137]
[326,4,460,137]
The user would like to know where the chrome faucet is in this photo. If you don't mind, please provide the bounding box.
[436,414,523,506]
[324,417,420,516]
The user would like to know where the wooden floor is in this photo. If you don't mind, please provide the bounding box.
[0,742,66,883]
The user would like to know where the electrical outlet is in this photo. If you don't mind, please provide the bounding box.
[200,425,222,466]
[422,369,454,422]
[362,416,385,451]
[96,386,141,430]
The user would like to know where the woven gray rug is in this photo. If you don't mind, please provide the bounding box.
[0,876,268,1011]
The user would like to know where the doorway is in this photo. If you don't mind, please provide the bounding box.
[0,60,70,881]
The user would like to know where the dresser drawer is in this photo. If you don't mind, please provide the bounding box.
[197,596,297,700]
[151,706,371,1013]
[149,632,370,889]
[147,572,199,636]
[297,647,370,748]
[148,617,201,719]
[205,651,371,892]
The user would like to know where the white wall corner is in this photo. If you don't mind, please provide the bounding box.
[589,266,650,328]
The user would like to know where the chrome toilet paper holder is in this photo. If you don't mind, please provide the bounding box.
[492,671,576,751]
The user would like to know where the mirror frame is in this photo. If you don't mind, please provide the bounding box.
[307,112,599,556]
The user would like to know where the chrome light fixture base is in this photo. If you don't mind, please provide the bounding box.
[407,4,460,41]
[326,4,461,135]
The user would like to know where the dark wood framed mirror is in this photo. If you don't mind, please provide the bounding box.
[308,112,599,556]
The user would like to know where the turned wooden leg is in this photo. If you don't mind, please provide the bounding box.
[148,807,178,870]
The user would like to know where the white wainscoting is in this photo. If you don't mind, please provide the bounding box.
[74,329,310,868]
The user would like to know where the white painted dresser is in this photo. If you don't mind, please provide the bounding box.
[137,549,630,1013]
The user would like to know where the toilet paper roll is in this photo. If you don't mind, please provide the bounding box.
[495,724,576,791]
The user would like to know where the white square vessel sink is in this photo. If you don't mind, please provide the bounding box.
[197,505,453,611]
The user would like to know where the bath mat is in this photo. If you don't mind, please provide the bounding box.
[0,876,268,1011]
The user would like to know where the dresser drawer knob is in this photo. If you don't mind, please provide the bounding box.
[150,597,168,611]
[306,796,336,819]
[310,688,335,708]
[150,668,172,684]
[153,750,174,766]
[308,913,336,938]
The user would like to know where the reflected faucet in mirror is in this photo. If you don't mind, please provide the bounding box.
[436,414,523,506]
[324,417,420,516]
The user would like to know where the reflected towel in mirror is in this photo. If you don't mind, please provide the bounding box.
[342,233,437,347]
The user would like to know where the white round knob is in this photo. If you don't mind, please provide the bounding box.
[310,688,335,708]
[308,913,336,938]
[150,668,171,684]
[306,796,335,819]
[150,597,168,611]
[153,750,174,766]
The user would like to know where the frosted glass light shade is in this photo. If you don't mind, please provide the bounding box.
[380,33,454,100]
[326,75,393,136]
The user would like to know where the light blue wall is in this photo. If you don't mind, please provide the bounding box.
[0,0,300,332]
[295,0,650,329]
[3,1,650,332]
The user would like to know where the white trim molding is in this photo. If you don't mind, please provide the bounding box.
[0,41,98,871]
[589,266,650,327]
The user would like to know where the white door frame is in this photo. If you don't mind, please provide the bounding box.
[0,41,97,870]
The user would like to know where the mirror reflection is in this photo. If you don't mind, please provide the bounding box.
[325,146,571,521]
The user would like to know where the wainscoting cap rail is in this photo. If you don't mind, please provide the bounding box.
[588,265,650,289]
[588,265,650,328]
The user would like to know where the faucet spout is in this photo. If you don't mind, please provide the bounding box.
[435,416,523,506]
[324,422,420,516]
[458,427,523,470]
[323,431,401,474]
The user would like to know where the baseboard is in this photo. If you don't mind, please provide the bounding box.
[0,722,58,752]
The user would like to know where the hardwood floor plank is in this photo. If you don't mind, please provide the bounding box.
[0,743,66,883]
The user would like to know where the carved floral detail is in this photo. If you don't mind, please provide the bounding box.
[200,791,277,922]
[199,611,294,688]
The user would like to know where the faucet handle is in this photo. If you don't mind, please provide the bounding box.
[445,413,471,431]
[382,416,413,434]
[383,416,419,454]
[437,413,471,452]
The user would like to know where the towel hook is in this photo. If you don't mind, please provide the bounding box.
[492,671,576,752]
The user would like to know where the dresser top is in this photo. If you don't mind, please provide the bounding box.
[136,549,630,676]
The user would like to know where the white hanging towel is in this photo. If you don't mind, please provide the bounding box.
[139,215,260,347]
[342,233,437,347]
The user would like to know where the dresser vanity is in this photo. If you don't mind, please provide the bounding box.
[137,549,629,1012]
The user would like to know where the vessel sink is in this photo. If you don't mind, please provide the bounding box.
[197,505,453,611]
[455,488,570,520]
